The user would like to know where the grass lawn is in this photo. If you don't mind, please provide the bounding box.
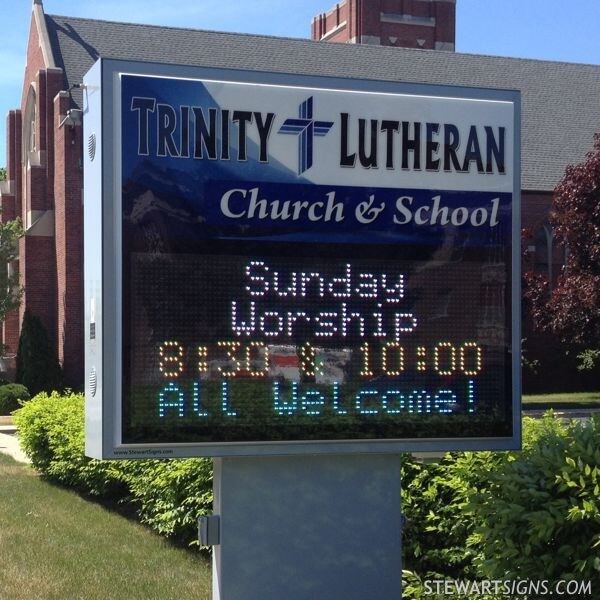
[522,391,600,408]
[0,453,211,600]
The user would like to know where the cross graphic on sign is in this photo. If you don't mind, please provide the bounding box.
[278,97,334,175]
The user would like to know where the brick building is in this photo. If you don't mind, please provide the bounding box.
[312,0,455,50]
[0,0,598,388]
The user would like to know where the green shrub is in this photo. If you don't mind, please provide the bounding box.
[0,383,30,414]
[13,390,212,546]
[17,388,599,575]
[468,415,600,585]
[402,450,511,581]
[120,459,212,545]
[15,310,63,396]
[402,414,600,594]
[13,390,57,470]
[13,391,121,495]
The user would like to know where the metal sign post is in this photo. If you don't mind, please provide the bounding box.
[211,454,402,600]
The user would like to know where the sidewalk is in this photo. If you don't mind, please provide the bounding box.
[0,424,31,463]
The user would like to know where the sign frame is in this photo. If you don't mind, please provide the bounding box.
[84,58,521,459]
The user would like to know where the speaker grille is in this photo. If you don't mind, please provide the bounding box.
[89,367,97,397]
[88,133,96,161]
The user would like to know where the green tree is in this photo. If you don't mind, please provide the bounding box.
[16,309,63,395]
[0,217,24,327]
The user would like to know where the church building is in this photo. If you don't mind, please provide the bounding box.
[1,0,598,387]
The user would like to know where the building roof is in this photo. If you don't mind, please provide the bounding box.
[44,12,600,192]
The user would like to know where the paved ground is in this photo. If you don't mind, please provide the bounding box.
[0,425,30,463]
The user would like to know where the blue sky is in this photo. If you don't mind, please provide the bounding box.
[1,0,599,167]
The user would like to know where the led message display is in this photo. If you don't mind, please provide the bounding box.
[84,61,520,457]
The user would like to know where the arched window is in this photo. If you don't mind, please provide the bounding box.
[22,85,37,227]
[22,86,37,161]
[534,225,554,285]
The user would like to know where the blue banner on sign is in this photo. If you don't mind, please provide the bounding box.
[204,181,510,246]
[123,174,510,247]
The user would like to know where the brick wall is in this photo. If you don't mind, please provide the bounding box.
[2,9,71,380]
[312,2,349,42]
[21,12,46,107]
[1,113,20,354]
[434,1,455,49]
[312,0,456,49]
[54,92,84,387]
[521,191,565,286]
[18,235,57,340]
[522,191,553,232]
[2,6,87,386]
[5,111,21,206]
[16,66,64,350]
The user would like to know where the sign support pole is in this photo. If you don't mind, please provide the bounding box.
[211,454,403,600]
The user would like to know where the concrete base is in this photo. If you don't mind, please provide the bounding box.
[212,454,402,600]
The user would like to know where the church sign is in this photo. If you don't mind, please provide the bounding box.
[83,59,521,458]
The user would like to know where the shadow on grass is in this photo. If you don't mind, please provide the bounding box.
[33,471,209,557]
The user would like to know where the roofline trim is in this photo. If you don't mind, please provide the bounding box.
[521,188,555,195]
[46,12,600,70]
[34,1,56,69]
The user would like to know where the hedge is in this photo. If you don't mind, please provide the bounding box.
[13,391,212,546]
[468,416,600,583]
[13,392,600,589]
[401,414,600,596]
[0,383,30,415]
